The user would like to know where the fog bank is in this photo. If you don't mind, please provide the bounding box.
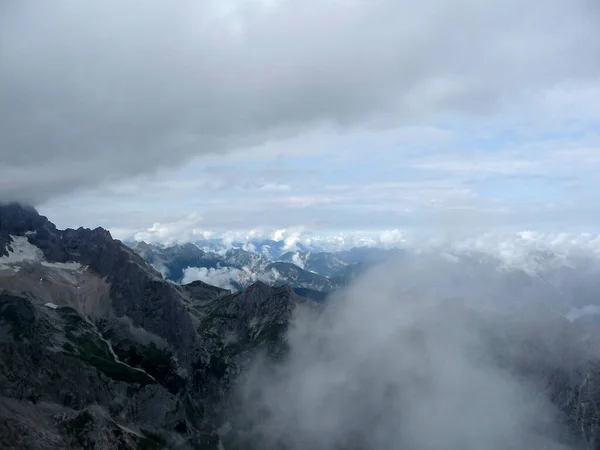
[230,252,596,449]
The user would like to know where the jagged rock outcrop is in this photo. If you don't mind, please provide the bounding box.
[199,282,313,361]
[0,203,311,449]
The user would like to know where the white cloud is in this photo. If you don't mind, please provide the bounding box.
[291,252,305,269]
[378,229,407,247]
[36,117,600,234]
[3,0,600,204]
[435,231,600,275]
[259,183,291,192]
[133,213,206,245]
[236,247,591,448]
[282,229,306,252]
[181,264,280,290]
[270,229,286,241]
[127,223,600,282]
[182,266,242,290]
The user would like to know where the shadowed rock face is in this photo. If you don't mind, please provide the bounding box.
[0,203,50,257]
[1,204,200,362]
[0,203,308,449]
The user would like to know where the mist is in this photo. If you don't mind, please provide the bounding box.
[226,251,600,449]
[182,265,279,291]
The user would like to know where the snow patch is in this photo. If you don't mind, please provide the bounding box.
[0,236,43,270]
[41,261,84,271]
[0,235,84,274]
[44,302,58,309]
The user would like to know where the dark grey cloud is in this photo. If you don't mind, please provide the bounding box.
[1,0,599,203]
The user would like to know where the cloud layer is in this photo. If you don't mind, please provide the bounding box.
[2,0,600,203]
[231,251,597,448]
[182,265,279,291]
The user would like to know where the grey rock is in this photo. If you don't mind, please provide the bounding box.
[0,204,311,449]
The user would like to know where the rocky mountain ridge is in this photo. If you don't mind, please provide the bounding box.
[5,204,600,448]
[129,241,349,292]
[0,203,314,449]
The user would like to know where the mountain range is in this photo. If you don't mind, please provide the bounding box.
[3,204,600,448]
[127,241,375,295]
[0,203,319,449]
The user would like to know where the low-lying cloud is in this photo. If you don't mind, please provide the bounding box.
[182,266,242,291]
[182,265,279,291]
[229,251,599,448]
[2,0,600,203]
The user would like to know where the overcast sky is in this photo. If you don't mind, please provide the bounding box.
[2,0,600,243]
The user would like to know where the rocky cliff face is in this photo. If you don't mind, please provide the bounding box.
[0,203,309,449]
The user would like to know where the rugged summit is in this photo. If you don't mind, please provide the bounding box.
[0,204,310,449]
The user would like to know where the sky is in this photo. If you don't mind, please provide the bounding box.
[2,0,600,244]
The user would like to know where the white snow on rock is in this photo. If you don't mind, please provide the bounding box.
[41,261,83,271]
[0,235,82,272]
[44,302,58,309]
[0,236,44,271]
